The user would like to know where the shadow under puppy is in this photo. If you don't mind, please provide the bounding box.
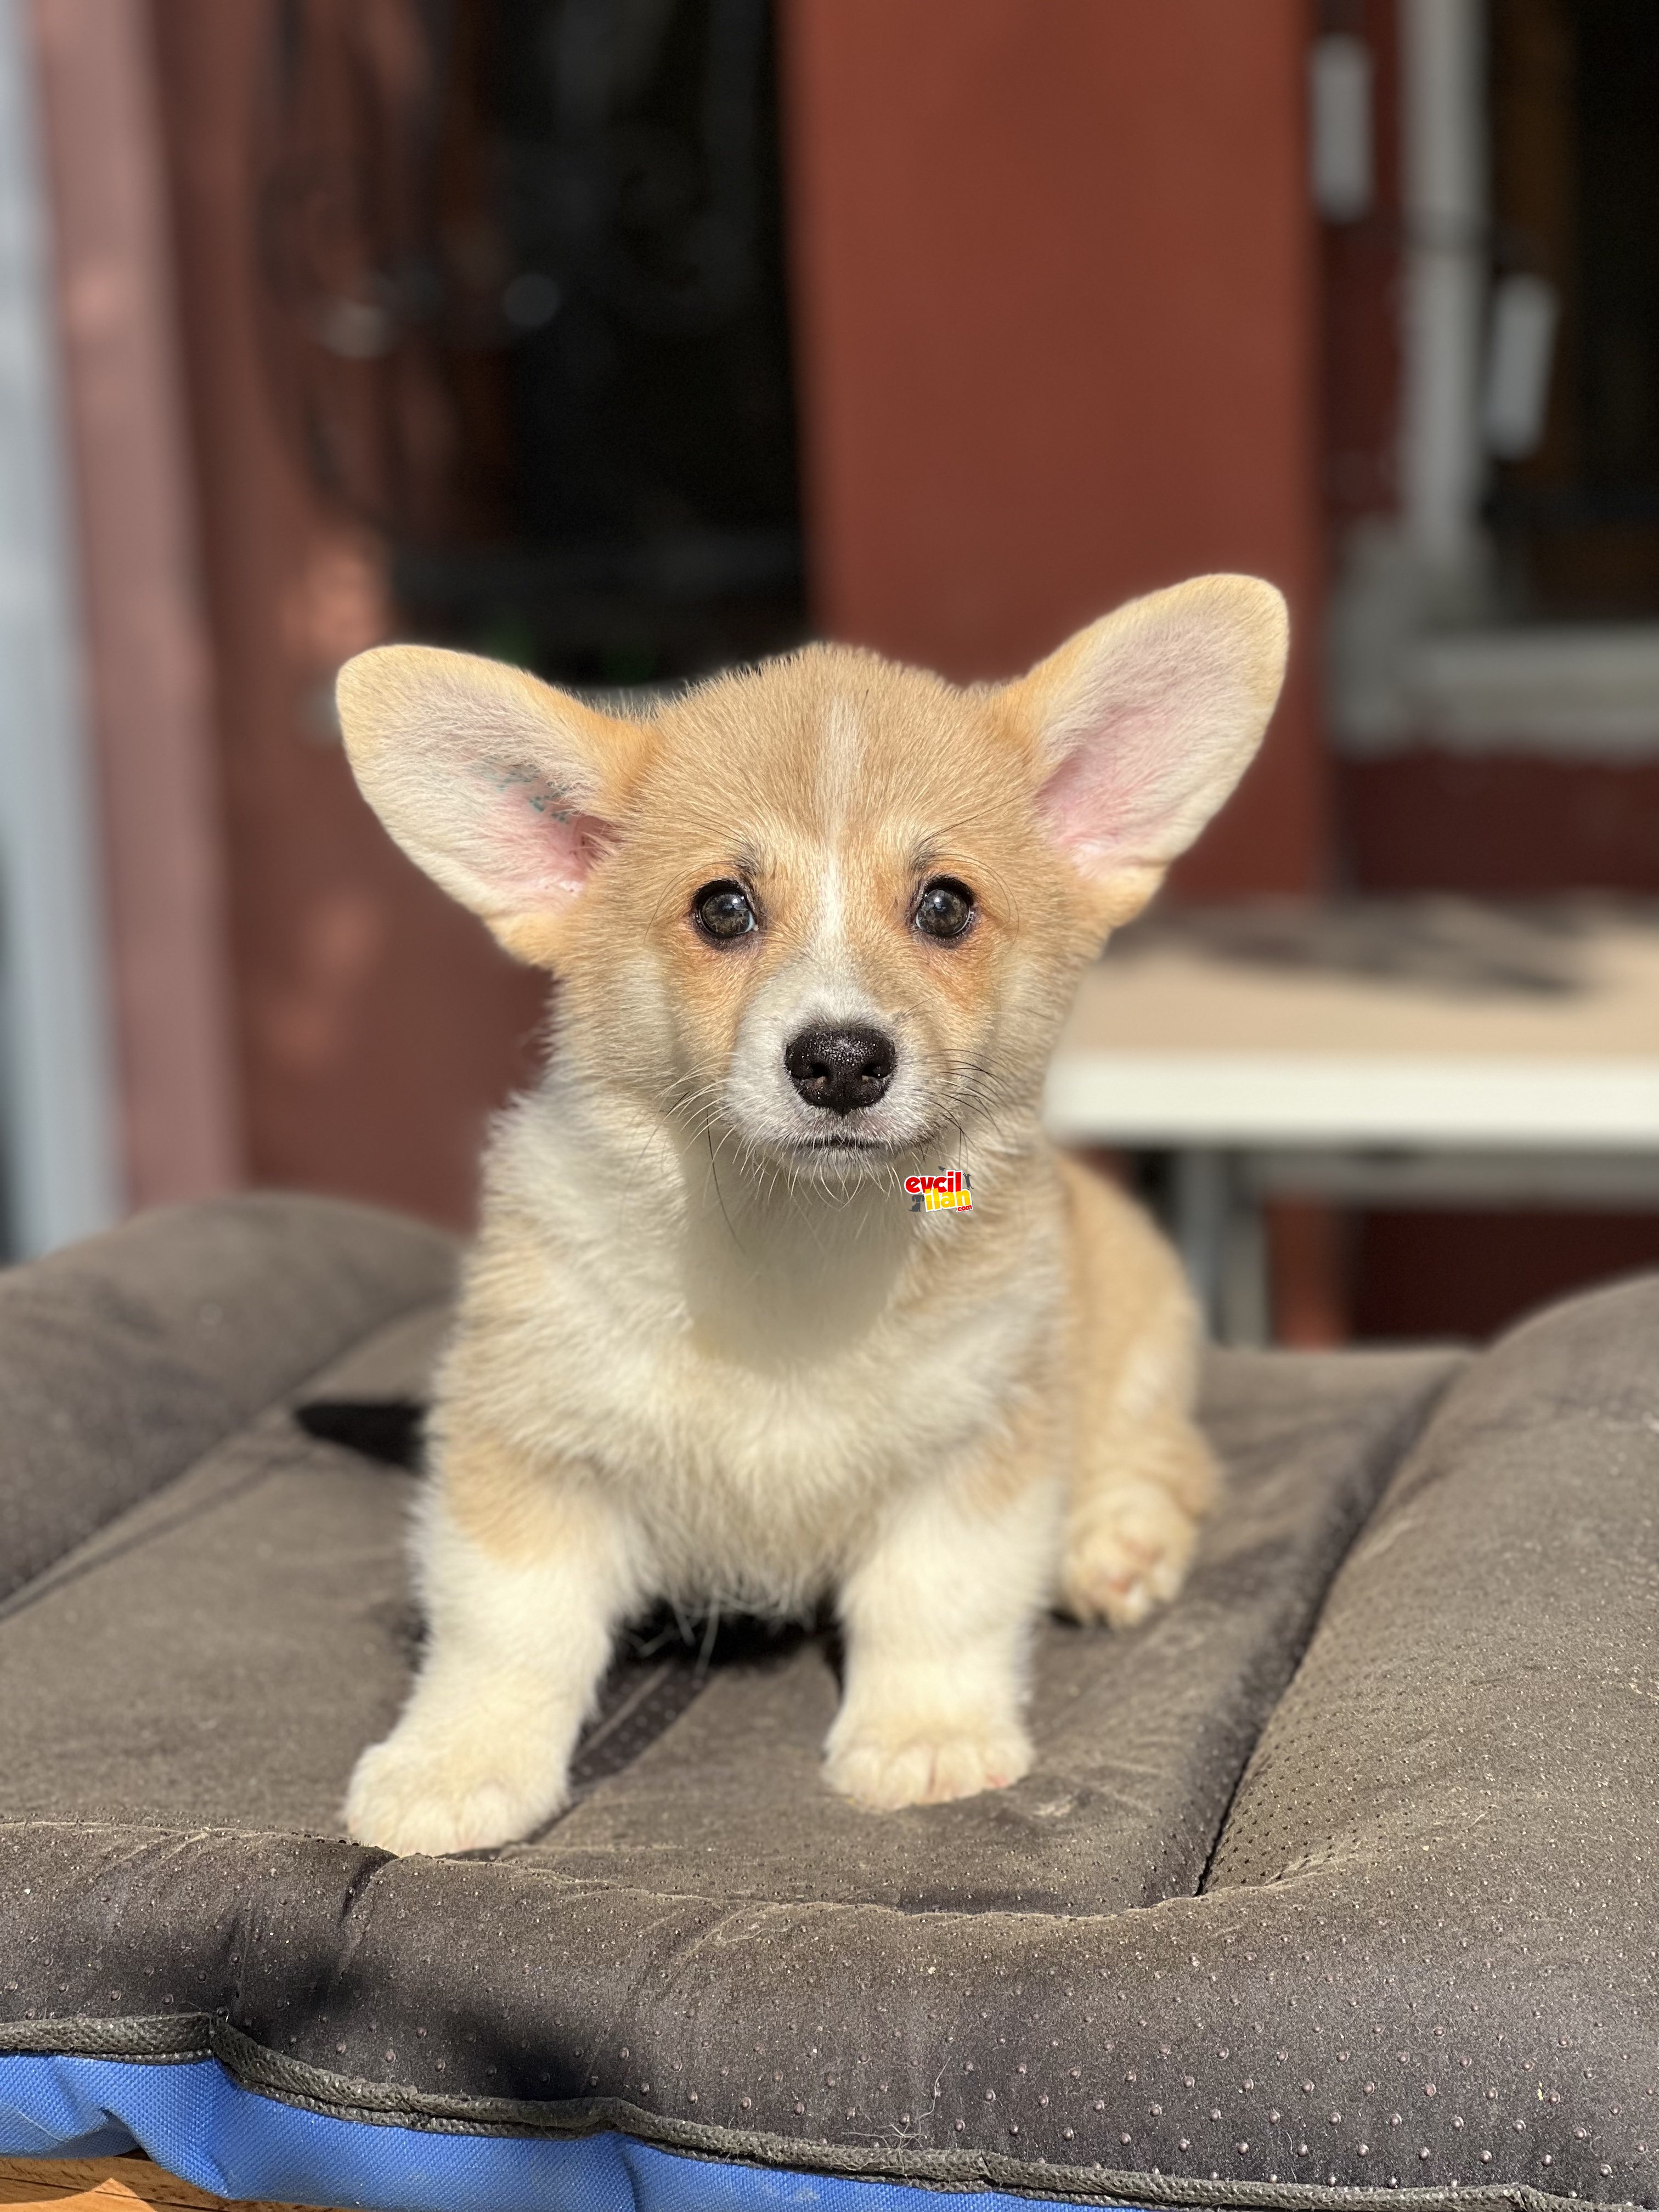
[336,574,1287,1853]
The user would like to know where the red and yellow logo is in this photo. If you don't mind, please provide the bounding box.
[905,1170,972,1214]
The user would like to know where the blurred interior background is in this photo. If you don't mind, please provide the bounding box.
[5,0,1659,1345]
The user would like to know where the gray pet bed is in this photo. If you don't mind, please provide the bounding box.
[0,1194,1655,2211]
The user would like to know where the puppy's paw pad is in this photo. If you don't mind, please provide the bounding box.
[825,1723,1032,1812]
[344,1736,564,1856]
[1063,1482,1199,1629]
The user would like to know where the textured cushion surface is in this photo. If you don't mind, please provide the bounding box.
[5,1198,1657,2210]
[0,1194,454,1605]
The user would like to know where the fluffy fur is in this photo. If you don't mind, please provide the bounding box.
[335,574,1288,1851]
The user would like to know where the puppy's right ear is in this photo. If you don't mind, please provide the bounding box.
[1008,575,1288,932]
[336,645,650,966]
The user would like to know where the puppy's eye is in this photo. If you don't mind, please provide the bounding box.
[913,876,975,941]
[692,879,758,942]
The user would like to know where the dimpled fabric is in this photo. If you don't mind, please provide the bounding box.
[4,1197,1655,2210]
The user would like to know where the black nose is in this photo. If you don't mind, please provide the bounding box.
[785,1025,896,1115]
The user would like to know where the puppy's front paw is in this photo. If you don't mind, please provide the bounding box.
[1062,1479,1199,1629]
[345,1728,568,1855]
[825,1717,1033,1812]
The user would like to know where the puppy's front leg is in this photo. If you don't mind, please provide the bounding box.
[825,1466,1062,1812]
[346,1440,640,1855]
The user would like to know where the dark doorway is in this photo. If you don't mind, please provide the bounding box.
[257,0,805,688]
[1489,0,1659,617]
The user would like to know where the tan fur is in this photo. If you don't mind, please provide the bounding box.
[335,575,1288,1849]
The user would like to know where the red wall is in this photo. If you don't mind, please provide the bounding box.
[30,0,242,1210]
[148,2,545,1232]
[781,0,1329,896]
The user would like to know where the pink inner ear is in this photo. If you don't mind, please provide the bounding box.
[1035,707,1184,867]
[482,764,612,901]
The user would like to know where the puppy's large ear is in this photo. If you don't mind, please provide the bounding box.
[336,645,649,966]
[1008,575,1288,929]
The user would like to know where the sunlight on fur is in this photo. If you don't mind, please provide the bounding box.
[333,574,1288,1848]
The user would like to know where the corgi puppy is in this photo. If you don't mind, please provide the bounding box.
[336,575,1287,1853]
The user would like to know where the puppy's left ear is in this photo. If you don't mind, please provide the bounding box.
[336,644,651,967]
[1008,574,1288,928]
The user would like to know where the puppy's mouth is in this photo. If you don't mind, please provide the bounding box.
[770,1125,945,1175]
[788,1133,894,1153]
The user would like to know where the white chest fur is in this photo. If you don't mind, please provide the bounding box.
[442,1088,1059,1612]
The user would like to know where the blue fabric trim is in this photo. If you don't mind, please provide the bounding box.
[0,2053,1136,2212]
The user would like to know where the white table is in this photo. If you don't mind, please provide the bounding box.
[1045,897,1659,1337]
